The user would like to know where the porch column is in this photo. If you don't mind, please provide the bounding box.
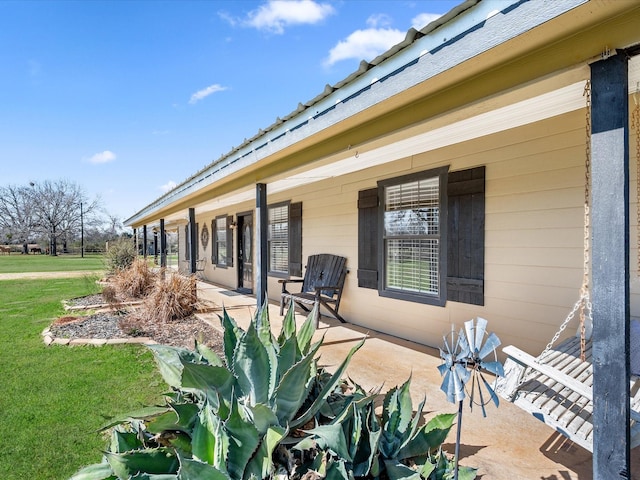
[256,183,268,308]
[133,228,137,254]
[160,219,166,268]
[590,53,630,478]
[188,208,197,274]
[143,225,148,258]
[153,230,158,264]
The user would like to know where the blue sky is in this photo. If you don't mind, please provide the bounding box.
[0,0,461,224]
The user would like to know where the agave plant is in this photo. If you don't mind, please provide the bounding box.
[298,377,477,480]
[70,302,364,480]
[71,302,473,480]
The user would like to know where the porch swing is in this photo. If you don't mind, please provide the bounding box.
[495,81,640,452]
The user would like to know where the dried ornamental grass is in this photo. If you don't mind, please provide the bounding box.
[113,258,156,299]
[101,284,119,305]
[140,272,198,322]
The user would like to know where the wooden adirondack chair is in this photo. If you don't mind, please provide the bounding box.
[279,254,348,323]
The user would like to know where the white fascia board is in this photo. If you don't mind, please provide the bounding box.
[126,0,587,226]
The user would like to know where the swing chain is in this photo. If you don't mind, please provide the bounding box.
[633,87,640,274]
[540,291,590,358]
[577,205,590,362]
[579,80,592,361]
[584,80,591,207]
[539,80,592,361]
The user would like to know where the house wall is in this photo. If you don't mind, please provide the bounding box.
[190,96,640,356]
[267,107,639,354]
[189,200,255,287]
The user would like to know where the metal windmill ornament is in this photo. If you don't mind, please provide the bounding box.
[438,317,504,480]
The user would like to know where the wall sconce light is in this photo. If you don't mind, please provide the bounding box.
[229,221,238,229]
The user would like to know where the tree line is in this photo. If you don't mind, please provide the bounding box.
[0,179,124,255]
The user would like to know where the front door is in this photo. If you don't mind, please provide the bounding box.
[237,213,253,294]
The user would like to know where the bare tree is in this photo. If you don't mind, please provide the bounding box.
[0,184,37,252]
[28,179,101,255]
[0,180,106,254]
[106,213,123,238]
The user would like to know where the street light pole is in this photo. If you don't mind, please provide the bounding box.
[80,202,84,258]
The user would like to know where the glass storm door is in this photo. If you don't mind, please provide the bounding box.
[237,213,253,293]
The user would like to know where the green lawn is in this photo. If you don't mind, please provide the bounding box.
[0,277,165,479]
[0,253,106,274]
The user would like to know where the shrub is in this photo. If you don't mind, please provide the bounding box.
[139,271,197,322]
[120,272,198,335]
[104,238,137,273]
[117,315,146,337]
[71,304,472,480]
[112,257,156,299]
[101,284,119,305]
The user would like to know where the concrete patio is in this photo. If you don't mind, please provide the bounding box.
[195,281,640,480]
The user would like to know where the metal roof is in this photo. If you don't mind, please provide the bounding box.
[126,0,589,226]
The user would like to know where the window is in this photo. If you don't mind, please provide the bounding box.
[358,166,485,306]
[267,201,302,277]
[268,204,289,273]
[212,216,234,267]
[379,167,447,305]
[383,175,442,296]
[213,216,228,266]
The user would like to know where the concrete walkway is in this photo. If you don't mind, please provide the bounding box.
[195,281,640,480]
[0,270,104,280]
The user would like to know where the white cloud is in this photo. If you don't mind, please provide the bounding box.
[366,13,392,29]
[324,27,405,67]
[244,0,335,34]
[87,150,116,164]
[411,12,442,31]
[160,180,177,193]
[189,84,228,104]
[217,10,237,27]
[323,9,445,67]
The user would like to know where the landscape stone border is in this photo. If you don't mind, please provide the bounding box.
[41,326,157,347]
[47,296,220,347]
[62,298,218,312]
[62,299,144,311]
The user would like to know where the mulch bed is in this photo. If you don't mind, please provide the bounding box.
[53,294,225,353]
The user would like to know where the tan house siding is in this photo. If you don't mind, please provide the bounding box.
[257,109,590,354]
[172,81,640,359]
[484,111,587,351]
[184,99,640,357]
